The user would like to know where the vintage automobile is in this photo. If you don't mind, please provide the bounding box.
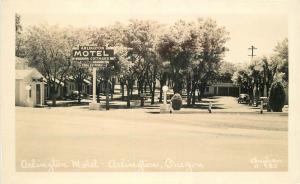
[237,93,250,104]
[68,90,84,100]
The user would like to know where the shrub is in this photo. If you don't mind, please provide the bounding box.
[268,81,286,112]
[171,93,182,110]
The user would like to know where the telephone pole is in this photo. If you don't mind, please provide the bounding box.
[248,45,257,63]
[248,45,258,106]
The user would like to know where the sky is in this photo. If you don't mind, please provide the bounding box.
[13,0,288,64]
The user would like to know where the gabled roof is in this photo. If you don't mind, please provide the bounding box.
[15,68,44,80]
[83,79,92,85]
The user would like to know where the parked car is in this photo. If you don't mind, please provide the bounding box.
[69,91,83,100]
[238,94,250,104]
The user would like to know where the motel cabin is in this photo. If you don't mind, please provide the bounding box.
[204,83,240,97]
[15,57,45,107]
[44,77,92,100]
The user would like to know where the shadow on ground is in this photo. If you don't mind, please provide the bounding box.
[45,101,89,107]
[182,104,225,109]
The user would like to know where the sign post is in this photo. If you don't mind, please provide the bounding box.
[160,85,169,113]
[163,86,168,105]
[72,46,114,110]
[208,101,212,113]
[92,67,97,103]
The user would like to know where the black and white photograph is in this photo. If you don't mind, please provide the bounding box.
[1,0,300,183]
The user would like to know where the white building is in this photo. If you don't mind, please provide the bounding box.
[63,77,92,97]
[15,68,45,107]
[204,83,240,97]
[44,78,92,100]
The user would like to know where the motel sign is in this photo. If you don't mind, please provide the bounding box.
[72,45,115,110]
[72,46,114,67]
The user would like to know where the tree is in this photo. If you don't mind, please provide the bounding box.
[226,39,288,107]
[269,81,286,112]
[89,22,126,105]
[232,65,252,96]
[217,61,236,83]
[114,46,136,107]
[146,50,162,104]
[122,19,161,106]
[24,24,73,106]
[67,27,91,103]
[157,20,197,94]
[171,93,183,110]
[156,61,170,103]
[15,13,25,57]
[193,18,229,102]
[274,38,288,82]
[157,18,229,105]
[69,65,90,103]
[98,65,115,110]
[255,56,276,97]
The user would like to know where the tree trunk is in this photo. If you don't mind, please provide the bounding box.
[187,90,191,106]
[126,83,131,108]
[151,80,156,105]
[248,84,253,105]
[186,79,191,106]
[255,82,259,107]
[77,80,82,103]
[120,82,125,100]
[191,81,197,105]
[111,79,114,100]
[111,78,115,93]
[144,82,147,94]
[51,96,57,107]
[266,83,270,97]
[173,70,182,94]
[198,84,205,102]
[192,89,196,105]
[159,85,163,103]
[130,84,133,96]
[137,84,140,96]
[96,83,100,103]
[140,84,144,107]
[138,79,144,107]
[158,78,166,103]
[106,81,110,110]
[50,85,57,106]
[197,90,201,101]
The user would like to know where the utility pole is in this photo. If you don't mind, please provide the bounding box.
[248,45,258,106]
[248,45,257,63]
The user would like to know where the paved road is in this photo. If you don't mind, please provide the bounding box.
[15,97,288,171]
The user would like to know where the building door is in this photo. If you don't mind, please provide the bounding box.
[36,84,41,105]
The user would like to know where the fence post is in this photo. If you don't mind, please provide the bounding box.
[208,101,212,113]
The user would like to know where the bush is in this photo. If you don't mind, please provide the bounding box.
[171,93,182,110]
[268,81,286,112]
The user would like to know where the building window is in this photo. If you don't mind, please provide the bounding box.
[205,87,209,92]
[29,89,31,98]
